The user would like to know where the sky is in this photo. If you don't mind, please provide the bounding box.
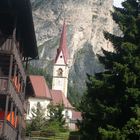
[113,0,124,7]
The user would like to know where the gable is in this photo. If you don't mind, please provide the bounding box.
[55,51,65,65]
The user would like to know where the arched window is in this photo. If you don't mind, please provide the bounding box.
[57,68,63,77]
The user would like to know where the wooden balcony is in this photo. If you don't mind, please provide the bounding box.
[0,39,26,82]
[0,120,17,140]
[0,77,8,93]
[0,77,24,114]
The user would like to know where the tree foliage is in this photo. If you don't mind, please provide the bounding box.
[79,0,140,139]
[68,86,81,108]
[26,102,66,136]
[47,103,65,127]
[26,102,47,135]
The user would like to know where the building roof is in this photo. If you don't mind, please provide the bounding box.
[50,90,73,109]
[0,0,38,59]
[27,75,74,109]
[72,111,82,121]
[29,75,52,99]
[55,21,69,64]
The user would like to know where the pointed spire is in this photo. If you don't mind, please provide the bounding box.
[55,20,68,64]
[60,20,66,50]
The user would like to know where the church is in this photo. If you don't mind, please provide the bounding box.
[26,21,81,130]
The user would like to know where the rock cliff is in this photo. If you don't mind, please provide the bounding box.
[31,0,118,96]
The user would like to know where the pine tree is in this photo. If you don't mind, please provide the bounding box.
[26,102,47,135]
[47,103,65,128]
[79,0,140,139]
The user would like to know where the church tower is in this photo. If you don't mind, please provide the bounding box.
[52,21,69,97]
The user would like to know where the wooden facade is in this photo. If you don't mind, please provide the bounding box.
[0,0,38,139]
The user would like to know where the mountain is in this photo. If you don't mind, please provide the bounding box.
[31,0,121,97]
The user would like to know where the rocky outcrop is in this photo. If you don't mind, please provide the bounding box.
[31,0,118,95]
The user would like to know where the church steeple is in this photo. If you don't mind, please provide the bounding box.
[52,20,69,97]
[55,20,68,64]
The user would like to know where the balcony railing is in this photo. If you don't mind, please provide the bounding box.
[9,80,24,114]
[12,41,26,82]
[0,120,17,140]
[0,77,8,92]
[0,39,26,82]
[0,77,24,114]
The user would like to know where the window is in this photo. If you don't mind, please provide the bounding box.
[57,68,63,77]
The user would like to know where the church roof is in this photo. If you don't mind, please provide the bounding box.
[28,75,52,100]
[26,75,82,121]
[50,90,73,109]
[27,75,73,109]
[55,21,69,64]
[72,111,82,121]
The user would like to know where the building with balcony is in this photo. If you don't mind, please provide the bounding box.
[0,0,38,139]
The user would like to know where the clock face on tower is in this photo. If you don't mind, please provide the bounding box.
[57,68,63,77]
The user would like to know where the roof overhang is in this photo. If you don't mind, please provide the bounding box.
[0,0,38,59]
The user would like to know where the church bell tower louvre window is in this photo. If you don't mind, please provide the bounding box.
[57,68,63,77]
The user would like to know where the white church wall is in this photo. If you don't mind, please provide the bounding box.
[26,97,51,120]
[52,50,69,97]
[63,109,78,130]
[63,109,73,120]
[52,53,69,97]
[52,78,65,90]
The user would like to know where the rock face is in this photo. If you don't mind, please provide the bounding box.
[31,0,116,95]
